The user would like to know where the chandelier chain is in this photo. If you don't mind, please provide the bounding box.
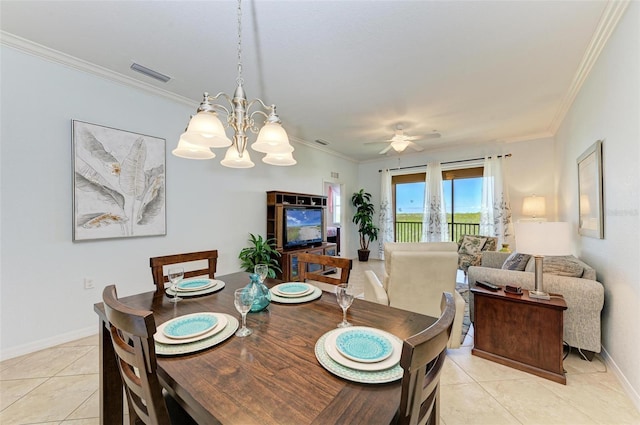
[236,0,243,85]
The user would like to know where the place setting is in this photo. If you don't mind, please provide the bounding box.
[269,281,322,303]
[314,284,404,383]
[164,267,226,301]
[154,310,239,356]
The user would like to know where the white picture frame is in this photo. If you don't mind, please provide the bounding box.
[72,120,166,241]
[577,140,603,239]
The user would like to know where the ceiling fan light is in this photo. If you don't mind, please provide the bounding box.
[172,137,216,160]
[262,151,297,166]
[391,140,409,152]
[252,122,293,153]
[183,111,232,148]
[220,146,255,168]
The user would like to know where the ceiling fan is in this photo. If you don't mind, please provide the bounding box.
[366,125,441,155]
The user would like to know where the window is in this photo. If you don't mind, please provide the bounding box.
[392,167,483,242]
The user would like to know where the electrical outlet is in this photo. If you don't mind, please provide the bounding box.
[84,278,94,289]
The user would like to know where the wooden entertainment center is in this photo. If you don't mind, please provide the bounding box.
[267,191,337,282]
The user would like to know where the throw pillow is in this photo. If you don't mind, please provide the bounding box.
[483,237,498,252]
[542,255,584,277]
[502,252,531,271]
[458,235,487,255]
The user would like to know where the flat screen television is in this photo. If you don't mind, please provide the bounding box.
[283,207,323,248]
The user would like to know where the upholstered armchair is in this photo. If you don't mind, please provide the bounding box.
[457,234,498,277]
[363,242,466,348]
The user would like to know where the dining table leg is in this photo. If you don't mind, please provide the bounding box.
[99,318,123,425]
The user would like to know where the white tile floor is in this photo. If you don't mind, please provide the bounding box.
[1,260,639,424]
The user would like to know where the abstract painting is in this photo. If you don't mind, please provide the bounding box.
[72,120,166,241]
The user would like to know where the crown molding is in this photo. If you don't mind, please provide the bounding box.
[0,31,198,109]
[548,0,630,134]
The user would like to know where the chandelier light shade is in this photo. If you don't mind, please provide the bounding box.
[172,135,216,160]
[173,0,295,168]
[262,151,297,166]
[220,146,255,168]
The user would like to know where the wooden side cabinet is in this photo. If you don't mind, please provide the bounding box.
[471,287,568,384]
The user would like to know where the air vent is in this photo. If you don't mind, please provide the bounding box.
[130,63,171,83]
[331,172,339,179]
[314,139,330,146]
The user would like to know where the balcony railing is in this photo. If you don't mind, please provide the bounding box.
[395,221,480,243]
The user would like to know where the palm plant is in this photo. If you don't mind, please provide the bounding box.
[351,189,379,260]
[238,233,282,278]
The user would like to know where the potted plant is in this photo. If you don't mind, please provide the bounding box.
[351,189,379,262]
[238,233,282,278]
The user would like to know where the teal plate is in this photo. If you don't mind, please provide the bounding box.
[315,330,402,384]
[177,279,213,291]
[163,313,218,339]
[335,329,393,363]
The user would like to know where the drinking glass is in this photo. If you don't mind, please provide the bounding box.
[234,288,255,337]
[335,283,354,328]
[254,264,269,284]
[167,267,184,303]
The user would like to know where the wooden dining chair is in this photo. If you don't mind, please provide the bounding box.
[394,292,456,425]
[296,253,352,286]
[102,285,196,425]
[149,249,218,293]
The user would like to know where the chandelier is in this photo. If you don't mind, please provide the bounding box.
[172,0,295,168]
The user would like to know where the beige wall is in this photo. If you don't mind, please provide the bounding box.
[554,1,639,408]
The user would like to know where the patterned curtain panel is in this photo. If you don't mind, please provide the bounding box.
[378,169,394,259]
[480,156,513,245]
[421,162,449,242]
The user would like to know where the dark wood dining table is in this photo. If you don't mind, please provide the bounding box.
[94,272,437,425]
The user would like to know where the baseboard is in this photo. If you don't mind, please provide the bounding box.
[0,326,97,361]
[600,345,640,413]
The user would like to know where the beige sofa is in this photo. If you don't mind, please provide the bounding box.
[363,242,466,348]
[468,251,604,357]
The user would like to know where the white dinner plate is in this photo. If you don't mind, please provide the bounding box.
[165,280,225,297]
[315,328,403,384]
[155,314,238,356]
[270,285,321,303]
[324,327,402,371]
[155,313,228,345]
[176,278,215,292]
[272,282,314,297]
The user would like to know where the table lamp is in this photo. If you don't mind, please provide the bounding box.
[522,195,546,221]
[514,222,572,300]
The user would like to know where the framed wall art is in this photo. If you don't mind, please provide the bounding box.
[72,120,166,241]
[577,140,603,239]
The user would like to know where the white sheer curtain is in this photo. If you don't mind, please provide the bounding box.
[421,162,449,242]
[480,156,513,244]
[378,169,394,259]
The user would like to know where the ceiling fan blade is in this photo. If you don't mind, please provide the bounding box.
[407,141,424,152]
[364,140,392,145]
[379,145,394,154]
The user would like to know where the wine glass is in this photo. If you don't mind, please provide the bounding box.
[335,283,354,328]
[254,264,269,284]
[167,267,184,303]
[234,288,255,337]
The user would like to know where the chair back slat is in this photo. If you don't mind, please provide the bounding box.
[103,285,172,425]
[296,253,352,286]
[149,250,218,293]
[396,292,455,425]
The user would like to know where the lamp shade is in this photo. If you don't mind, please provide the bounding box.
[181,111,232,148]
[522,195,546,217]
[515,222,572,256]
[262,151,297,166]
[172,137,216,160]
[251,122,293,153]
[220,146,255,168]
